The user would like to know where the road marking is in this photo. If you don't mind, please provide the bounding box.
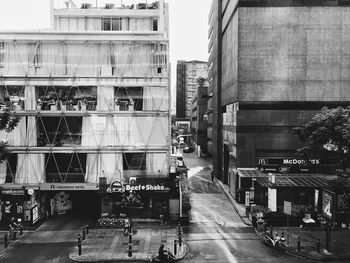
[108,234,119,253]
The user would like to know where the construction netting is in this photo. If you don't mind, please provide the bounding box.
[0,41,170,185]
[0,41,168,77]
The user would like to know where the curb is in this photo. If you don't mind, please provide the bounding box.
[69,235,188,263]
[253,227,350,262]
[69,244,188,263]
[214,178,252,226]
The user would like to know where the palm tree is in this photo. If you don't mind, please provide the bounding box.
[0,107,21,163]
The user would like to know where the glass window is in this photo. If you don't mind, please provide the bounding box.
[153,18,158,31]
[5,154,17,183]
[45,153,86,183]
[102,18,111,30]
[115,86,143,111]
[112,18,122,31]
[0,42,4,67]
[123,153,146,170]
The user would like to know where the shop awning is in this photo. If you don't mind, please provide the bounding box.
[256,174,337,188]
[238,168,267,178]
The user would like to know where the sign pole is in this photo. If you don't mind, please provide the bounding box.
[326,219,331,252]
[287,214,289,246]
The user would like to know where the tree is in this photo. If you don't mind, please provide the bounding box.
[294,106,350,176]
[0,107,21,163]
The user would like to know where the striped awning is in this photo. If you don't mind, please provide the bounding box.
[256,174,337,188]
[238,168,267,178]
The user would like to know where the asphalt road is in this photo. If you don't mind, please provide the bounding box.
[0,215,90,263]
[182,153,310,263]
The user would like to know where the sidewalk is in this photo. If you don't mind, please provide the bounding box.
[260,226,350,261]
[69,221,187,262]
[0,230,29,259]
[188,154,350,261]
[215,178,252,226]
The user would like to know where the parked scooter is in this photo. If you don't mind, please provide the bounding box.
[261,231,287,249]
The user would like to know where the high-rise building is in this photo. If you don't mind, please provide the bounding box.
[0,0,170,223]
[209,0,350,184]
[190,78,209,156]
[175,60,208,120]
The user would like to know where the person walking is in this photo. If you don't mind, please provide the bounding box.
[211,171,214,182]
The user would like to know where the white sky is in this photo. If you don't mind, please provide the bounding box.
[0,0,212,110]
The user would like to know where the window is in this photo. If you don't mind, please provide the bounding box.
[102,18,111,30]
[102,18,122,31]
[115,86,143,111]
[29,42,42,68]
[112,18,122,31]
[123,153,146,170]
[0,42,4,67]
[152,18,158,31]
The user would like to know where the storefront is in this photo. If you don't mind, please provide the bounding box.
[0,185,41,225]
[39,183,100,217]
[99,178,178,220]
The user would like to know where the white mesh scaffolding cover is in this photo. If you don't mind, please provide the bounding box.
[0,41,168,77]
[15,154,45,184]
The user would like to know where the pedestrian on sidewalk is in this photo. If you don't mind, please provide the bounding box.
[211,171,214,182]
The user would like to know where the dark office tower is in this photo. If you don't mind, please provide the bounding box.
[209,0,350,183]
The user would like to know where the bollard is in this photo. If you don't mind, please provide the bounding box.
[78,234,82,256]
[297,237,301,252]
[13,231,16,241]
[20,226,23,236]
[174,239,177,256]
[179,231,182,247]
[4,234,8,248]
[82,228,86,240]
[128,232,132,257]
[270,226,273,236]
[316,239,320,253]
[86,225,89,235]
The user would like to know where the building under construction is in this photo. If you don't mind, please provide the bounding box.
[0,0,171,224]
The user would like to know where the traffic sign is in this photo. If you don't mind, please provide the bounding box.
[284,201,292,215]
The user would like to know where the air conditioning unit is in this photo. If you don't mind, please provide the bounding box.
[105,3,114,9]
[81,3,91,9]
[129,177,137,185]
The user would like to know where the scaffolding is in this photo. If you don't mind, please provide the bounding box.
[0,38,170,186]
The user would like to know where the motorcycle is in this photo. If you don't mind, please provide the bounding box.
[261,232,287,249]
[149,252,176,263]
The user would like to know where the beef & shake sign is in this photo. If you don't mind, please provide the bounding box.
[107,180,170,193]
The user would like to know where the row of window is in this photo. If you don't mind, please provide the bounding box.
[102,18,158,31]
[0,86,168,112]
[3,153,146,183]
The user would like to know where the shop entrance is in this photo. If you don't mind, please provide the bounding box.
[44,191,100,219]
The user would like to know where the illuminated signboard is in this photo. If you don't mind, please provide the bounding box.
[107,180,170,193]
[322,190,335,220]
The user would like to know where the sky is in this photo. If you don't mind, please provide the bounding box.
[0,0,212,110]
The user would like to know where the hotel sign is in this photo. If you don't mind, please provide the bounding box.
[40,183,99,191]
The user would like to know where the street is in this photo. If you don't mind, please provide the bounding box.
[0,215,90,263]
[182,153,309,263]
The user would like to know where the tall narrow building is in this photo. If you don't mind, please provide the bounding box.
[0,0,170,223]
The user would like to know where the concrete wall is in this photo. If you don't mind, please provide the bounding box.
[237,7,350,102]
[235,109,320,167]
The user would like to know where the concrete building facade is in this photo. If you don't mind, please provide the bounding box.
[0,0,171,223]
[190,79,209,155]
[175,60,208,120]
[209,0,350,185]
